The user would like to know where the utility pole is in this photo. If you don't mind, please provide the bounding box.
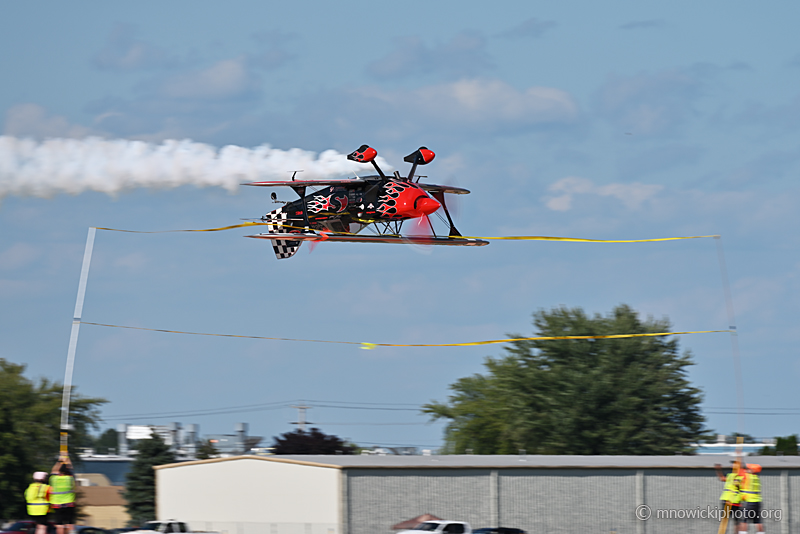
[290,404,312,431]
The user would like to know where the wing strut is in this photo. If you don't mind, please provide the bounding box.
[432,191,461,237]
[404,147,435,182]
[348,145,386,178]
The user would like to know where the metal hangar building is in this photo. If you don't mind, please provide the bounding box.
[155,455,800,534]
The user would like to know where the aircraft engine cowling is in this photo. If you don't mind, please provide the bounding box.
[378,182,440,219]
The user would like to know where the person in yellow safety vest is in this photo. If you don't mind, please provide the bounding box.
[741,464,764,534]
[715,461,744,531]
[50,457,76,534]
[25,471,51,534]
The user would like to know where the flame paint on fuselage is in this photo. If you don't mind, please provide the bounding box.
[274,178,440,233]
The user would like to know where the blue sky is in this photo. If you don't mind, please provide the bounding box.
[2,1,800,449]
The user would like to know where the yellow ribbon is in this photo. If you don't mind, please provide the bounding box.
[362,330,732,347]
[93,223,718,243]
[93,222,266,233]
[81,322,730,349]
[456,234,719,243]
[80,322,356,345]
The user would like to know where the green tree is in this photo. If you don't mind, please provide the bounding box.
[271,428,355,455]
[0,358,105,520]
[424,305,707,455]
[92,428,119,454]
[195,439,220,460]
[124,430,176,525]
[759,435,798,455]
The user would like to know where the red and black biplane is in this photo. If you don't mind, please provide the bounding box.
[243,145,489,259]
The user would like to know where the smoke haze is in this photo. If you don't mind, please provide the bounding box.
[0,136,387,199]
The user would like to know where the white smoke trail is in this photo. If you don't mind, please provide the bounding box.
[0,136,390,199]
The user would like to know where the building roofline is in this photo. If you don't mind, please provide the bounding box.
[153,454,800,470]
[155,455,342,471]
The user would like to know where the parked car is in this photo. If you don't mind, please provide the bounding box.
[399,521,472,534]
[473,528,527,534]
[0,521,111,534]
[0,521,56,534]
[129,522,218,534]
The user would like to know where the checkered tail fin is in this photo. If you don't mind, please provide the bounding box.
[265,207,304,260]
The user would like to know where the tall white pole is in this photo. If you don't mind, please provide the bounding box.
[59,227,96,458]
[715,236,744,438]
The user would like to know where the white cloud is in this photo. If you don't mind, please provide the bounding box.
[81,49,577,145]
[242,78,579,150]
[3,104,95,139]
[734,92,800,135]
[595,68,703,136]
[160,58,256,100]
[0,243,41,271]
[357,78,579,128]
[366,31,493,80]
[248,30,297,71]
[545,176,663,211]
[83,54,266,140]
[113,252,149,273]
[617,143,704,179]
[0,278,46,298]
[496,18,557,40]
[92,23,170,71]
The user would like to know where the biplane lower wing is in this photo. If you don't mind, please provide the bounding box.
[246,232,489,247]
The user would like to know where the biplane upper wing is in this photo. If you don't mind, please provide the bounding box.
[242,179,367,187]
[246,232,489,247]
[416,183,471,195]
